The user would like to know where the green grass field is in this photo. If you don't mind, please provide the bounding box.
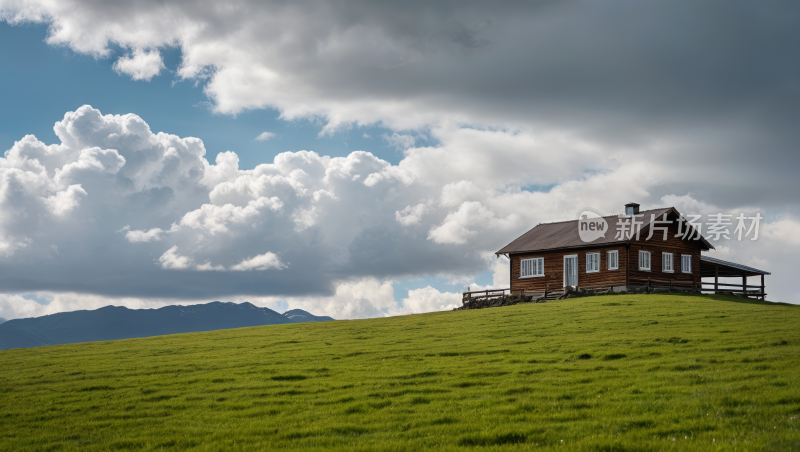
[1,293,799,451]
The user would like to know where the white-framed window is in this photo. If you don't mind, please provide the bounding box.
[681,254,692,273]
[639,250,651,271]
[607,250,619,270]
[662,252,674,273]
[520,257,544,278]
[586,252,600,273]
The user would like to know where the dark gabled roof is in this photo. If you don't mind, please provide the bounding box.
[700,255,771,277]
[496,207,714,255]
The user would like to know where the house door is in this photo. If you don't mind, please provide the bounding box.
[564,255,578,287]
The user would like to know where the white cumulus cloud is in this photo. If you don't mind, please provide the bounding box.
[255,132,275,141]
[43,184,87,216]
[382,133,415,150]
[126,227,167,243]
[112,48,165,81]
[157,246,194,270]
[230,252,286,271]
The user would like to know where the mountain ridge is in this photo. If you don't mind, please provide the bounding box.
[0,302,333,350]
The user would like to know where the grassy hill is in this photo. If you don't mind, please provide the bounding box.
[1,293,799,451]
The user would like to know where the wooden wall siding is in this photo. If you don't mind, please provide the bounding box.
[627,221,703,285]
[509,222,704,292]
[510,245,627,292]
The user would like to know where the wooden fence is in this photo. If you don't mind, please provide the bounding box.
[698,281,766,299]
[628,277,765,299]
[461,288,510,304]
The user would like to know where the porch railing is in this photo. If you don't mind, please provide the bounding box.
[462,279,765,304]
[461,288,511,304]
[628,277,765,298]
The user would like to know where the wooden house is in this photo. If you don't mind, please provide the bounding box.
[489,203,769,300]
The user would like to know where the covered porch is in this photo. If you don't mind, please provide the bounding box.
[700,255,770,300]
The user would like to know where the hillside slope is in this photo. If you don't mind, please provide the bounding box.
[0,302,332,350]
[1,294,799,451]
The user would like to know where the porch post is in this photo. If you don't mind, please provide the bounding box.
[761,274,765,301]
[714,265,719,294]
[742,274,747,298]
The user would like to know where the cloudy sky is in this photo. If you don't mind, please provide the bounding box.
[1,0,798,320]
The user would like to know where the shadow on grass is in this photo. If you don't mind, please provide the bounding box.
[458,432,526,446]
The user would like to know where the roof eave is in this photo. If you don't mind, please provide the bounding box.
[501,240,625,255]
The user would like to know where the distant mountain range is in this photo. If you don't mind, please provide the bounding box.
[0,302,333,351]
[0,317,6,325]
